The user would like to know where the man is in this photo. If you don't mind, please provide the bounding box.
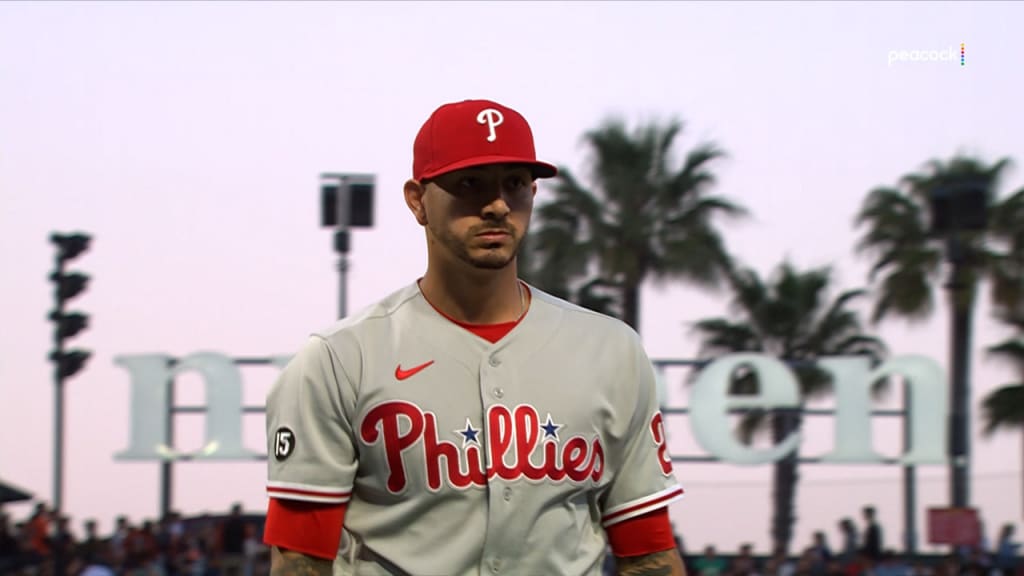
[994,523,1020,575]
[218,503,248,576]
[26,503,50,564]
[837,517,858,564]
[860,506,882,562]
[263,99,687,576]
[76,519,103,568]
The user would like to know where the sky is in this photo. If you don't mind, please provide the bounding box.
[1,0,1022,557]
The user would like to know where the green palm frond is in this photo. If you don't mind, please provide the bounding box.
[988,336,1024,371]
[728,266,769,317]
[654,222,733,289]
[980,311,1024,435]
[691,318,763,356]
[662,143,729,206]
[992,310,1024,332]
[987,252,1024,314]
[981,384,1024,435]
[854,185,942,324]
[990,339,1024,358]
[990,189,1024,245]
[830,335,888,361]
[547,166,608,230]
[872,260,936,322]
[793,364,835,399]
[854,187,930,261]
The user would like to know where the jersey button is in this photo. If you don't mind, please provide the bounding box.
[503,487,512,501]
[491,557,503,573]
[492,387,505,399]
[488,356,501,367]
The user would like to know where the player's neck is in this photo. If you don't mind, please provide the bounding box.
[419,264,525,325]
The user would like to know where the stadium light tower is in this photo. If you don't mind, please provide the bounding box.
[48,231,92,576]
[319,173,375,318]
[48,232,93,511]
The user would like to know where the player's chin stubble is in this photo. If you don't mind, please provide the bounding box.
[463,236,520,270]
[438,228,520,270]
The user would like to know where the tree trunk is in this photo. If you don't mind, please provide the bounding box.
[622,283,641,332]
[948,255,976,508]
[771,410,801,556]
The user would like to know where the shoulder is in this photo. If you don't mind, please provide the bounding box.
[282,283,422,373]
[528,284,644,348]
[530,285,633,330]
[304,282,425,353]
[315,282,422,339]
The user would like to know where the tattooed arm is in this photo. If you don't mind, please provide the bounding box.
[270,546,333,576]
[616,548,688,576]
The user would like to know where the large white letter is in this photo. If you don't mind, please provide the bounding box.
[690,354,801,465]
[114,352,265,460]
[817,355,947,464]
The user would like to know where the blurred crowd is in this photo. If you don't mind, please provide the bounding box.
[1,502,1019,576]
[0,502,269,576]
[647,506,1023,576]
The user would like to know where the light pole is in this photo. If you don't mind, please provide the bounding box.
[48,231,93,576]
[927,177,989,509]
[320,173,375,319]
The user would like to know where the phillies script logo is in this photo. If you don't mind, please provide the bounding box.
[360,401,605,493]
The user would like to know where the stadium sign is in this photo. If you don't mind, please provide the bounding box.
[112,352,947,466]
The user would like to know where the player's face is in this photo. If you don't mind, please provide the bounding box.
[415,164,536,270]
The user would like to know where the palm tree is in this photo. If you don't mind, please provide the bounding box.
[854,155,1024,507]
[520,117,746,331]
[691,262,886,556]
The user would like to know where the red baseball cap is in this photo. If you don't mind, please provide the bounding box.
[413,99,558,181]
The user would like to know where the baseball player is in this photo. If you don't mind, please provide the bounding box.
[263,99,687,576]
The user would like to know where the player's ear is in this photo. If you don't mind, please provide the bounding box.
[404,179,429,226]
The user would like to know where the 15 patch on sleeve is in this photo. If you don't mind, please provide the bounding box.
[274,427,296,461]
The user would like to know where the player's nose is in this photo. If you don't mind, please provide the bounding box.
[481,194,511,220]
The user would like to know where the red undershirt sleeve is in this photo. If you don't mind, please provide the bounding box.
[263,498,347,560]
[606,508,677,558]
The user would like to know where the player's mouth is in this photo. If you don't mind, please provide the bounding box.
[476,229,511,240]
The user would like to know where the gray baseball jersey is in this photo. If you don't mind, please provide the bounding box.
[266,282,684,576]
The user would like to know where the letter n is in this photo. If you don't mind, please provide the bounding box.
[817,355,947,464]
[114,352,263,461]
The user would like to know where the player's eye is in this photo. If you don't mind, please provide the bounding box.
[506,174,535,193]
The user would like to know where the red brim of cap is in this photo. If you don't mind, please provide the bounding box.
[418,155,558,181]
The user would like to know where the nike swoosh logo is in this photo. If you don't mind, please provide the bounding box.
[395,360,435,381]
